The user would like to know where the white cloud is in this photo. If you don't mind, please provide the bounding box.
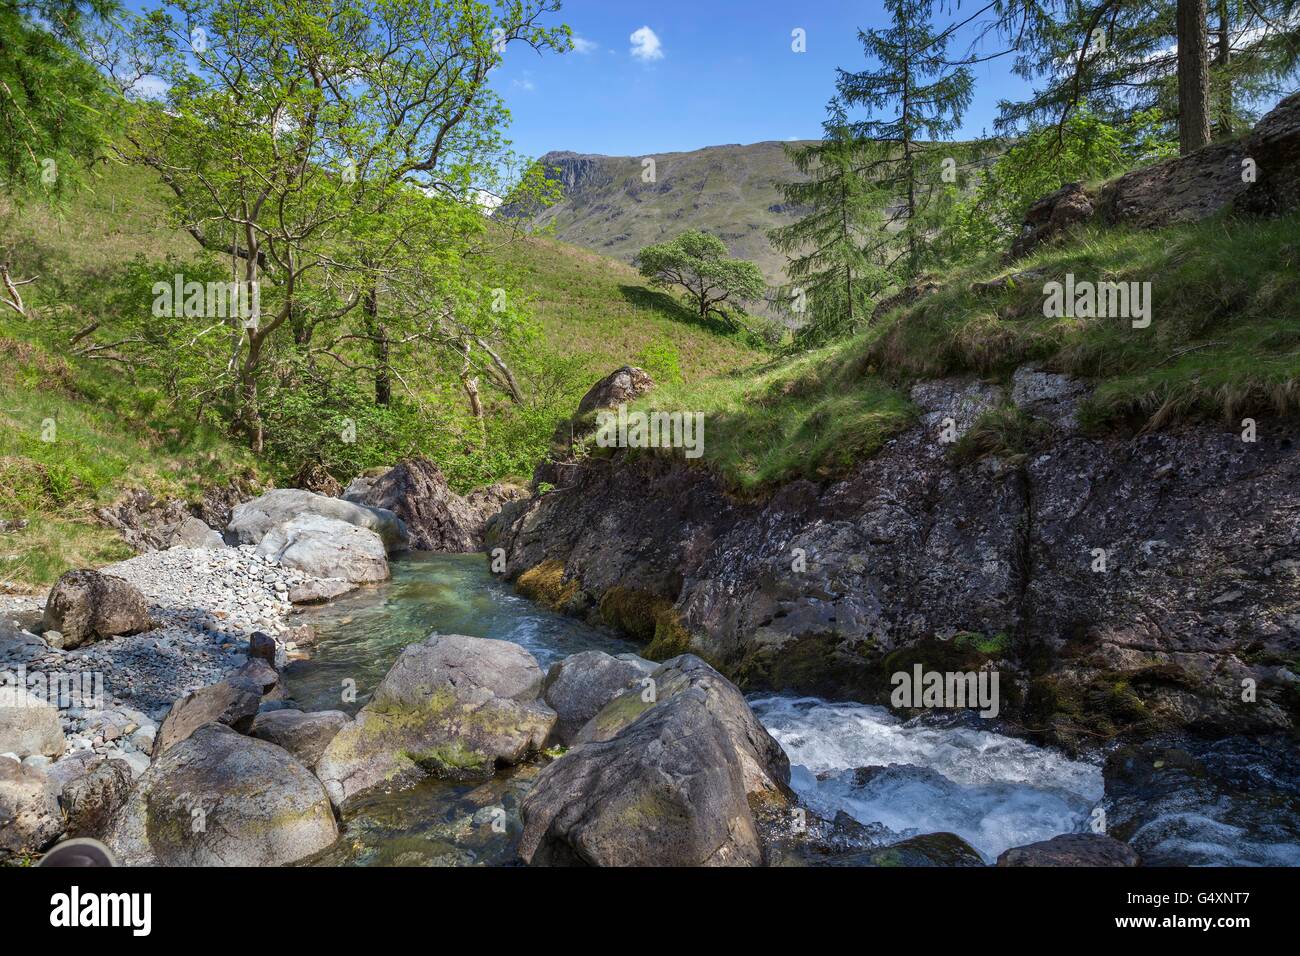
[629,26,663,62]
[571,35,597,54]
[513,78,536,92]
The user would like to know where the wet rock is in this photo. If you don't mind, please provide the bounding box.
[227,488,407,552]
[0,686,66,758]
[827,832,987,867]
[249,709,347,770]
[255,514,389,583]
[316,634,556,808]
[106,724,338,866]
[519,656,790,867]
[996,832,1139,867]
[42,569,152,649]
[541,650,653,745]
[0,759,63,854]
[288,578,357,605]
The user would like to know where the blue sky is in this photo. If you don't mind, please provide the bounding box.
[492,0,1037,158]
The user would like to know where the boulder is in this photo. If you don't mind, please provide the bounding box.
[347,457,485,553]
[0,758,63,855]
[226,488,407,552]
[170,515,225,549]
[58,756,133,839]
[534,367,655,486]
[249,709,348,770]
[316,634,556,808]
[248,631,277,666]
[518,655,791,866]
[996,832,1140,867]
[287,577,358,605]
[255,514,389,583]
[41,569,152,649]
[152,671,266,758]
[106,724,338,866]
[1236,90,1300,215]
[0,685,66,758]
[541,650,654,745]
[1010,182,1096,259]
[827,832,987,867]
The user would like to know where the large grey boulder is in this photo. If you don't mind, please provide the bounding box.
[226,488,407,552]
[106,724,338,866]
[518,655,791,867]
[316,634,556,808]
[255,513,389,583]
[171,515,226,550]
[0,686,66,758]
[42,569,152,649]
[250,709,347,770]
[542,650,656,746]
[0,758,63,854]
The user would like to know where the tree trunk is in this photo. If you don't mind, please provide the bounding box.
[1214,0,1232,138]
[1177,0,1212,154]
[239,335,264,454]
[363,284,392,406]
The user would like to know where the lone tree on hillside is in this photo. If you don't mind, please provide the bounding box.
[635,231,766,330]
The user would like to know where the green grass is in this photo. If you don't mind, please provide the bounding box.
[607,211,1300,491]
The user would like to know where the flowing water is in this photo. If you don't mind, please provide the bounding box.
[286,554,1293,867]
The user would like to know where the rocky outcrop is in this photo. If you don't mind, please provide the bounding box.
[0,686,66,758]
[494,375,1300,742]
[96,477,260,552]
[0,757,63,855]
[106,723,338,866]
[42,569,152,649]
[996,832,1139,867]
[518,655,791,866]
[533,366,655,486]
[1010,92,1300,258]
[226,488,407,552]
[316,634,556,808]
[254,513,390,583]
[347,458,499,553]
[541,650,655,745]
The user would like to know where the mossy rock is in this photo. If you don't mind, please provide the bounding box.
[516,560,580,611]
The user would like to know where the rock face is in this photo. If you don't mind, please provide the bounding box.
[42,569,152,649]
[95,478,259,552]
[1010,92,1300,258]
[106,723,338,866]
[347,457,497,553]
[534,366,655,486]
[316,634,556,808]
[255,513,390,583]
[0,686,66,758]
[494,375,1300,739]
[250,709,348,770]
[997,833,1139,867]
[0,758,63,854]
[541,650,655,745]
[226,488,407,552]
[518,655,791,867]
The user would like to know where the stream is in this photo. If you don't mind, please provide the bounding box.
[284,554,1297,867]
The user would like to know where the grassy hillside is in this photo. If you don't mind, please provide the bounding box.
[523,142,814,295]
[631,212,1300,493]
[0,160,764,591]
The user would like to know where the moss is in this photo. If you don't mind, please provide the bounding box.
[735,632,880,701]
[405,741,492,778]
[598,587,672,643]
[516,560,579,611]
[644,613,692,660]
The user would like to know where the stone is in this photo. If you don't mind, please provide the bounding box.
[151,676,263,757]
[316,634,556,808]
[1009,181,1097,259]
[249,709,348,770]
[997,832,1140,867]
[171,515,226,549]
[534,367,655,486]
[541,650,652,745]
[256,514,389,584]
[227,488,407,552]
[0,759,63,855]
[1011,363,1091,430]
[519,656,790,867]
[105,724,338,866]
[288,578,357,604]
[248,631,277,666]
[0,685,66,758]
[59,756,133,839]
[347,457,486,553]
[42,569,152,648]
